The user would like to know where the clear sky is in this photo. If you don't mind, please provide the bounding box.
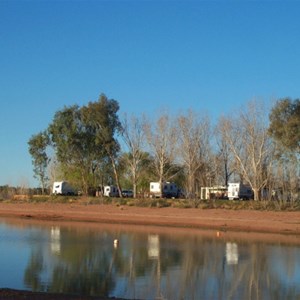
[0,1,299,187]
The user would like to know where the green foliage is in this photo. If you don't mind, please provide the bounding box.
[269,98,300,153]
[28,131,50,194]
[47,94,122,195]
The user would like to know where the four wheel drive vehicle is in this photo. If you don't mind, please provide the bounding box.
[122,190,133,197]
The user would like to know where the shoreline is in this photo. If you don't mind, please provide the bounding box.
[0,202,300,235]
[0,288,128,300]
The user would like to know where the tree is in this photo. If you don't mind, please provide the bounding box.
[28,131,50,194]
[269,98,300,153]
[215,123,235,187]
[268,98,300,202]
[121,114,148,197]
[48,105,97,195]
[81,94,123,196]
[144,113,178,194]
[219,100,274,201]
[177,110,211,198]
[118,151,153,197]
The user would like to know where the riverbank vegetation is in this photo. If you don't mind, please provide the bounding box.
[0,190,299,212]
[27,95,299,202]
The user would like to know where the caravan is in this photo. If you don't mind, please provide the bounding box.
[228,183,253,200]
[104,185,119,197]
[150,182,179,198]
[52,181,75,195]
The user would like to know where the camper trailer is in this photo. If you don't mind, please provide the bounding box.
[52,181,75,195]
[200,186,227,200]
[150,182,179,198]
[228,183,253,200]
[104,185,119,197]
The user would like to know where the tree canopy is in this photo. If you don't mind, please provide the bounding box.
[28,131,50,194]
[47,94,121,195]
[269,98,300,153]
[28,94,299,201]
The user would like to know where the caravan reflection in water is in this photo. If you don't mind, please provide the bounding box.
[50,226,61,255]
[226,242,238,265]
[148,235,160,259]
[1,219,300,300]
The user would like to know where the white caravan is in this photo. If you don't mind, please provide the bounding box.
[228,183,253,200]
[150,181,179,198]
[104,185,119,197]
[52,181,75,195]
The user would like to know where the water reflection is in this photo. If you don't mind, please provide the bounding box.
[1,219,300,300]
[226,242,238,265]
[50,226,61,254]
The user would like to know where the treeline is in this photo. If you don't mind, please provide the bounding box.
[28,94,300,201]
[0,185,47,200]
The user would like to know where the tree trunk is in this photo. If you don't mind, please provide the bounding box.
[253,188,260,201]
[109,154,123,198]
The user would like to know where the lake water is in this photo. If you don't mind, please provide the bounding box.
[1,218,300,300]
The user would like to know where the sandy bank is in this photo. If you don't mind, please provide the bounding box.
[0,202,300,235]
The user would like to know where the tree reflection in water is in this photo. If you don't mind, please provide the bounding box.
[15,223,300,300]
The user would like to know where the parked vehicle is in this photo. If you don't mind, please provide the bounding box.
[104,185,119,197]
[200,186,228,200]
[122,189,133,198]
[52,181,76,195]
[228,182,253,200]
[150,181,179,198]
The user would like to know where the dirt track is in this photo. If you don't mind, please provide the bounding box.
[0,202,300,235]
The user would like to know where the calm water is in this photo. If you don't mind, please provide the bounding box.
[1,218,300,300]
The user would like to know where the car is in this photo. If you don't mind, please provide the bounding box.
[122,189,133,197]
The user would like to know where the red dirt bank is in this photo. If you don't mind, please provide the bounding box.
[0,202,300,235]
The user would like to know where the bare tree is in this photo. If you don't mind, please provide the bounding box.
[176,110,211,198]
[218,100,274,201]
[121,113,147,198]
[144,113,178,193]
[215,123,236,187]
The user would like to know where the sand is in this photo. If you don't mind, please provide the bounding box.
[0,202,300,235]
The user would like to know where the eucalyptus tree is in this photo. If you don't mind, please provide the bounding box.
[268,98,300,201]
[218,100,275,201]
[269,98,300,154]
[176,110,212,198]
[48,105,98,195]
[81,94,123,196]
[28,130,50,194]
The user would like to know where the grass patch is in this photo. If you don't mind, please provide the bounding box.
[3,195,300,211]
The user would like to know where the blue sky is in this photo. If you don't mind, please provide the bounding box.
[0,1,299,187]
